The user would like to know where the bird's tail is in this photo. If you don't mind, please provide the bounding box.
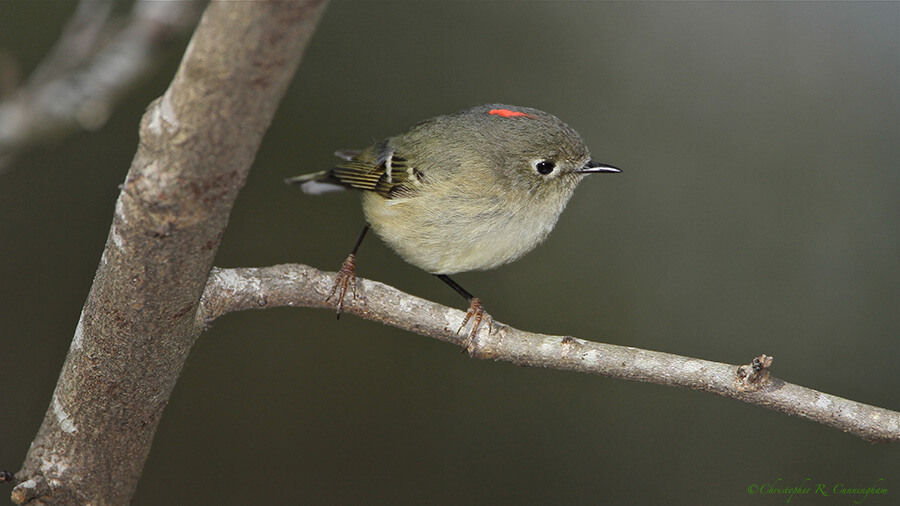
[284,170,347,195]
[285,149,363,195]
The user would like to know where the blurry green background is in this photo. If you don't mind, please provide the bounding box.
[1,1,897,504]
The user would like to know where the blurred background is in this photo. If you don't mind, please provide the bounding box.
[1,1,897,504]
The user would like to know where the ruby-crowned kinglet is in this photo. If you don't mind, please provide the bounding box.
[286,104,620,340]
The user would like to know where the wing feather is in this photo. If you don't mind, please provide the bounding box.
[287,144,425,199]
[332,150,422,198]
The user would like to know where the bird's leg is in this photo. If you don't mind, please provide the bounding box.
[328,224,369,318]
[435,274,492,349]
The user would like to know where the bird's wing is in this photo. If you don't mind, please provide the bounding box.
[332,145,423,198]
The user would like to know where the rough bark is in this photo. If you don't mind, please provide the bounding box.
[12,2,328,504]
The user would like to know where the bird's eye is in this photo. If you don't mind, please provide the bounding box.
[535,160,556,175]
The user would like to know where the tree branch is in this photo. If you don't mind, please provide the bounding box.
[199,264,900,445]
[0,0,202,171]
[11,2,328,504]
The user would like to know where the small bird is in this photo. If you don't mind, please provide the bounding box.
[286,104,619,343]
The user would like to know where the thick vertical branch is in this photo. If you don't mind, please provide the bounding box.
[12,1,328,504]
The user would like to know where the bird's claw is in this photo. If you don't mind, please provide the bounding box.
[327,253,361,318]
[457,297,491,351]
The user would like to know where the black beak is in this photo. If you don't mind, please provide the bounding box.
[577,160,621,174]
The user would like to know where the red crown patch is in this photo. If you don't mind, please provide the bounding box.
[489,108,534,119]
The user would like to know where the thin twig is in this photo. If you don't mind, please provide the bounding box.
[0,0,202,170]
[200,264,900,444]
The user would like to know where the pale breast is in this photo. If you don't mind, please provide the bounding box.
[361,186,572,274]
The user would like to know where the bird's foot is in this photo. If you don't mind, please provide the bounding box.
[457,297,492,351]
[327,253,362,318]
